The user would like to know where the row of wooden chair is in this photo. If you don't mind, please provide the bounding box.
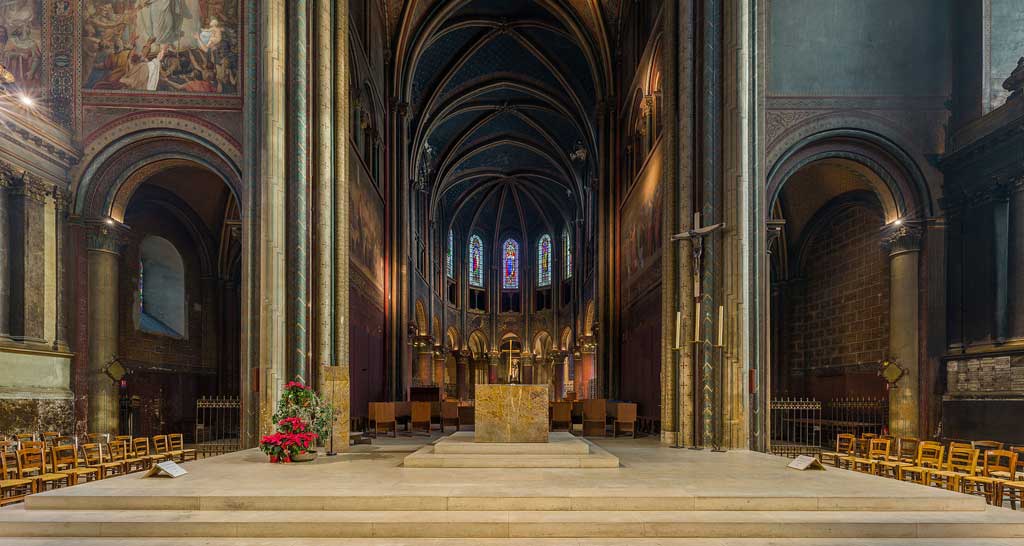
[0,434,197,506]
[821,433,1024,508]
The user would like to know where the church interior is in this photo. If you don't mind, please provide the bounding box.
[2,0,1024,543]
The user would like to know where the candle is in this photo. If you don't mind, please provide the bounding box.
[717,305,725,346]
[675,311,681,348]
[694,302,701,340]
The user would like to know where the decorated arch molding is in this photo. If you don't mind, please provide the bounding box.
[766,128,934,221]
[74,129,244,221]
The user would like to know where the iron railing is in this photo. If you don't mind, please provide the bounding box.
[770,396,889,457]
[194,396,241,458]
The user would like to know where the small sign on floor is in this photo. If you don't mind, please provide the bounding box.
[143,461,189,478]
[787,455,826,471]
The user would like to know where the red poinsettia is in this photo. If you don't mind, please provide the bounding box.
[259,416,319,462]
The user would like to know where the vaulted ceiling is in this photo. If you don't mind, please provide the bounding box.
[394,0,611,251]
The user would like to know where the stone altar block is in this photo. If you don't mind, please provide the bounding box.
[474,384,549,443]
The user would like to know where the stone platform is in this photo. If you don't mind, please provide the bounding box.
[403,431,619,467]
[1,436,1023,543]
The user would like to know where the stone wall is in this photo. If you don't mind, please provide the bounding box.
[783,202,889,399]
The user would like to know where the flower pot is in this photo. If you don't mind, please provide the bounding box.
[291,450,318,462]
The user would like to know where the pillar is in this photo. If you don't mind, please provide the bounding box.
[456,352,470,401]
[885,226,921,438]
[488,349,500,384]
[519,352,534,384]
[412,336,433,386]
[0,171,10,340]
[86,223,125,435]
[432,349,445,392]
[576,337,596,398]
[53,188,70,352]
[8,177,48,343]
[286,0,310,382]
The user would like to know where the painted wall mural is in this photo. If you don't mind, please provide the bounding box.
[82,0,239,93]
[0,0,43,91]
[620,145,663,304]
[350,164,385,291]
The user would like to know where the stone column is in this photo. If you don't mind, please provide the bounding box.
[456,351,470,401]
[885,226,921,438]
[432,349,446,393]
[519,352,534,384]
[86,223,125,435]
[8,178,48,343]
[412,336,434,386]
[577,337,597,398]
[488,349,500,384]
[0,171,11,340]
[52,188,70,352]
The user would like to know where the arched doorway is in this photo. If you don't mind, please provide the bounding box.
[763,133,931,452]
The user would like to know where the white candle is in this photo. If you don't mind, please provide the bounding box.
[694,302,701,340]
[675,311,681,348]
[717,305,725,346]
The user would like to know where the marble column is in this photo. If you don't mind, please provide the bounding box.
[456,352,470,401]
[86,223,125,435]
[0,171,11,340]
[8,178,48,343]
[885,226,921,438]
[52,188,70,352]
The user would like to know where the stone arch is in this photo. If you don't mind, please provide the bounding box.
[583,301,596,336]
[532,330,553,359]
[446,326,460,350]
[560,327,573,351]
[467,329,489,358]
[414,300,428,335]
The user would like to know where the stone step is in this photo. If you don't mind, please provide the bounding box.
[4,539,1024,546]
[23,491,987,512]
[1,508,1022,539]
[432,432,591,455]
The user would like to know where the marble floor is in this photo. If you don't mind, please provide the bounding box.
[1,434,1023,544]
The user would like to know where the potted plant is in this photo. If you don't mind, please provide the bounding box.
[259,377,333,463]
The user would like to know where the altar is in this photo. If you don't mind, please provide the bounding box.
[404,383,619,467]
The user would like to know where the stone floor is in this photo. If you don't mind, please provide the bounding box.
[1,434,1022,543]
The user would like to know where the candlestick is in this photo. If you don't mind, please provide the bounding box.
[694,302,701,340]
[675,311,681,347]
[717,305,724,346]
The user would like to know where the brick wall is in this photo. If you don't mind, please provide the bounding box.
[784,202,889,398]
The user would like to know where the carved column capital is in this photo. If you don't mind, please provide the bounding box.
[882,224,922,257]
[10,175,50,204]
[85,220,130,255]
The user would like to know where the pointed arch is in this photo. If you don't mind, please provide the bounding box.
[537,233,552,287]
[468,234,484,287]
[502,238,520,289]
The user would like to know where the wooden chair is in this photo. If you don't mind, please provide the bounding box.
[582,399,607,436]
[50,445,99,485]
[370,402,398,437]
[876,437,920,478]
[395,401,411,432]
[17,448,69,491]
[973,440,1004,453]
[850,438,891,474]
[0,441,16,480]
[820,434,855,467]
[899,442,945,484]
[130,438,161,470]
[550,401,572,432]
[927,444,979,491]
[151,435,175,464]
[441,402,460,431]
[962,449,1018,506]
[0,451,34,506]
[108,440,139,476]
[14,433,35,443]
[82,442,126,479]
[41,432,59,446]
[611,402,637,438]
[410,402,432,435]
[571,401,584,430]
[169,433,197,462]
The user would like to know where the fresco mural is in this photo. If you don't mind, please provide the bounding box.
[620,145,663,303]
[351,166,385,290]
[0,0,43,91]
[82,0,239,93]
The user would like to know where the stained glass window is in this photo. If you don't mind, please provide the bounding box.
[469,235,484,287]
[502,239,519,289]
[446,229,454,279]
[537,234,552,287]
[562,228,572,279]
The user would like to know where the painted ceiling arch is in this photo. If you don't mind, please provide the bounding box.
[397,0,608,252]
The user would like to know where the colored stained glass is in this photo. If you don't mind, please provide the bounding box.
[538,234,552,287]
[503,239,519,289]
[562,228,572,278]
[446,229,454,278]
[469,235,484,287]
